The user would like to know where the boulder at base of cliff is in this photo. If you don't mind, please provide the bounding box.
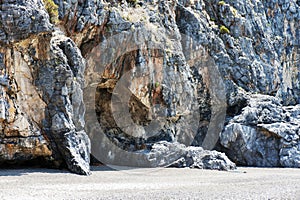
[220,94,300,168]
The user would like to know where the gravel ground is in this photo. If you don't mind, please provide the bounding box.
[0,166,299,200]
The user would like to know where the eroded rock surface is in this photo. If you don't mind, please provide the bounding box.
[220,94,300,167]
[0,1,90,174]
[0,0,299,174]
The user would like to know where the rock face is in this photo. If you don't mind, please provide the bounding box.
[220,94,300,167]
[0,0,299,174]
[0,0,90,174]
[0,0,53,165]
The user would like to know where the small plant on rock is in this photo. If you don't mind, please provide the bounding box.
[155,81,160,88]
[218,1,226,6]
[220,25,230,34]
[42,0,59,24]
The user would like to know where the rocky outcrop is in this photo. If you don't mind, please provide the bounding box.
[168,144,236,170]
[0,0,52,43]
[220,94,300,167]
[0,0,299,174]
[0,0,53,165]
[0,1,90,174]
[175,0,300,167]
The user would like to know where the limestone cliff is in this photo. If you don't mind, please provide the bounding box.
[0,0,299,174]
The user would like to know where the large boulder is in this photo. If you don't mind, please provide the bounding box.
[220,95,300,167]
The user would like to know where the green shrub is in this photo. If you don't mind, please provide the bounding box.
[155,82,160,88]
[218,1,226,6]
[43,0,59,24]
[220,25,230,34]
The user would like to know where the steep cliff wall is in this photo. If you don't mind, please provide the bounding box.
[0,0,299,174]
[0,0,90,174]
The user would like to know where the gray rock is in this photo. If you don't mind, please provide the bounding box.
[0,0,299,174]
[220,123,280,166]
[169,145,236,170]
[40,32,91,175]
[220,94,300,168]
[148,141,236,170]
[0,0,52,43]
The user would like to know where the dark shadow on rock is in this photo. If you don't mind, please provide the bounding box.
[90,165,117,172]
[0,167,71,177]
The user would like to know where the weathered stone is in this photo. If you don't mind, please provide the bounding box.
[0,26,90,173]
[169,144,236,170]
[220,95,300,167]
[0,0,299,174]
[97,140,236,170]
[40,32,90,175]
[0,0,52,43]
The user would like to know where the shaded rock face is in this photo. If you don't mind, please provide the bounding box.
[0,0,299,174]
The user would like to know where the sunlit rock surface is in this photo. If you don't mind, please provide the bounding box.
[0,0,299,174]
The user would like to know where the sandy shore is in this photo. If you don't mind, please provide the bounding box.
[0,166,299,200]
